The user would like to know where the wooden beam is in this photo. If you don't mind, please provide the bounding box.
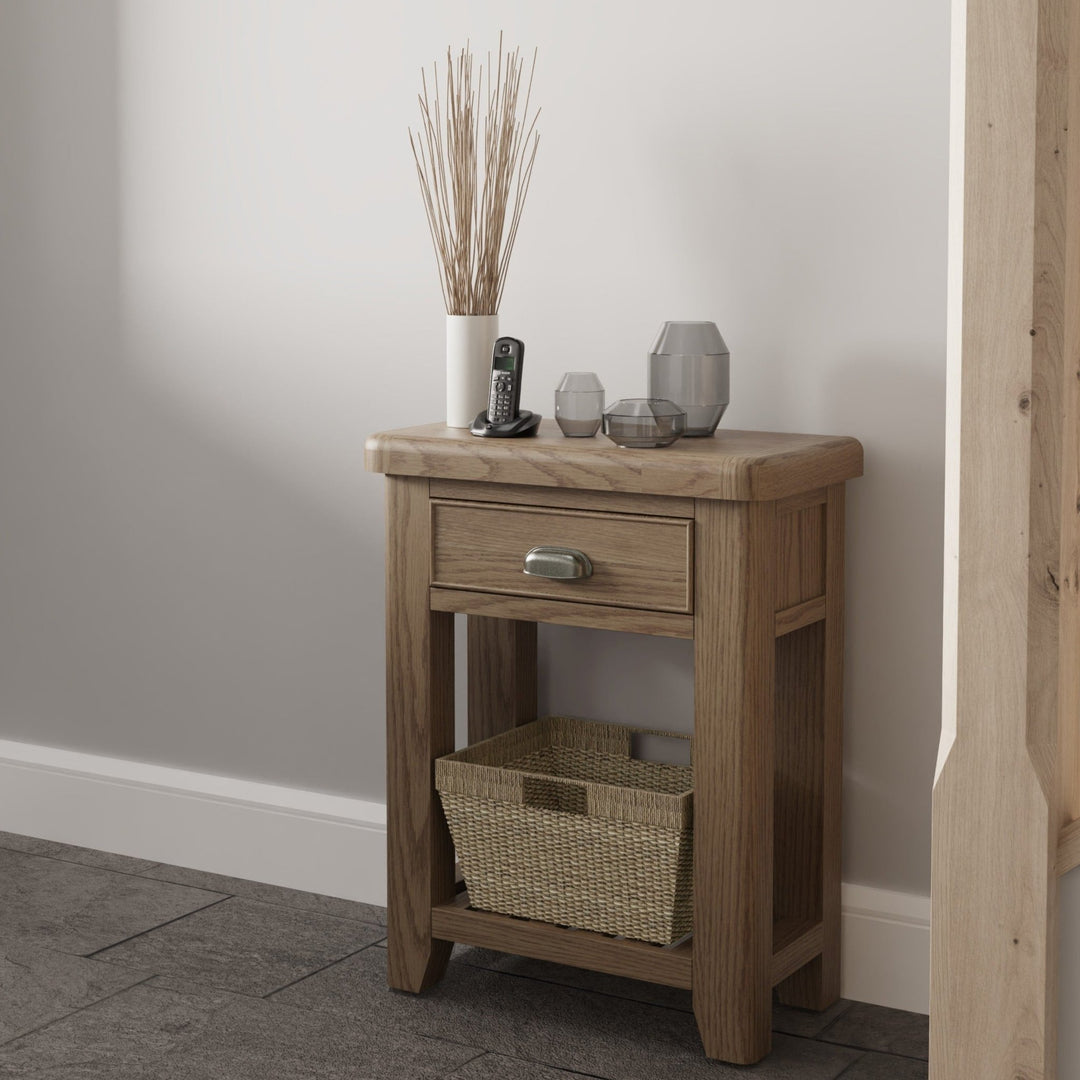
[931,0,1079,1073]
[692,497,775,1064]
[385,477,455,993]
[774,488,828,516]
[771,919,825,987]
[466,616,537,743]
[775,595,826,637]
[1058,817,1080,876]
[1058,0,1080,837]
[431,892,693,989]
[430,588,695,639]
[431,893,824,991]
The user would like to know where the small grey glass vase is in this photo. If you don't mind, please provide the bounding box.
[555,372,605,437]
[647,321,730,437]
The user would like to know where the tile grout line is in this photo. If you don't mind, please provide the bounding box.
[401,949,894,1053]
[482,1053,612,1080]
[814,1039,930,1064]
[813,1004,858,1042]
[832,1052,872,1079]
[145,891,386,929]
[436,1048,612,1080]
[0,974,158,1050]
[0,839,926,1072]
[83,894,234,959]
[0,839,386,927]
[282,949,926,1071]
[414,957,926,1067]
[2,838,387,931]
[270,954,861,1073]
[444,958,927,1063]
[448,962,699,1016]
[435,1047,489,1076]
[132,868,389,929]
[0,840,163,879]
[261,939,386,1000]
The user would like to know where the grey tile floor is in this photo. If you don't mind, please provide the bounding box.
[0,831,929,1079]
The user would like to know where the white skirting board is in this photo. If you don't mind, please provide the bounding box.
[0,738,387,906]
[840,882,930,1014]
[0,737,930,1014]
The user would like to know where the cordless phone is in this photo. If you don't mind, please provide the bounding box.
[469,335,542,437]
[487,337,525,423]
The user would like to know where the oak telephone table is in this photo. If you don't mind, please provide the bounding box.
[365,421,863,1065]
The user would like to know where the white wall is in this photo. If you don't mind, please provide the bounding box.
[0,0,948,903]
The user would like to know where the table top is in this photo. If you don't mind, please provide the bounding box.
[366,421,862,502]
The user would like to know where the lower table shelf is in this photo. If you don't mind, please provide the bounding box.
[431,891,823,992]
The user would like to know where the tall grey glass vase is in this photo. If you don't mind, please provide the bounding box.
[647,321,730,437]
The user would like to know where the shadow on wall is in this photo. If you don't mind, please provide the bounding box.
[0,2,380,797]
[538,349,946,898]
[828,352,945,893]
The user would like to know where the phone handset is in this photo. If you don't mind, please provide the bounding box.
[469,335,542,437]
[487,337,525,423]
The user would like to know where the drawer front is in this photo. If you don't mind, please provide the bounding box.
[431,500,693,613]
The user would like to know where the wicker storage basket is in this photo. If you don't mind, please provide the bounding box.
[435,715,693,945]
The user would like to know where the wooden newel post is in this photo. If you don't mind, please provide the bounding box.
[931,0,1080,1074]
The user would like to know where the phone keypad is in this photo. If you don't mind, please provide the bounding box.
[490,374,514,422]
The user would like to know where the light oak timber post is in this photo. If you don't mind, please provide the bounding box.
[1059,0,1080,843]
[466,615,537,744]
[931,0,1080,1070]
[385,475,456,993]
[693,497,776,1063]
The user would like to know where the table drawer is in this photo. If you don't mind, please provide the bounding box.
[431,500,693,613]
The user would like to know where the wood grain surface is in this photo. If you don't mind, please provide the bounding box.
[772,621,825,1003]
[819,486,845,1007]
[375,432,857,1066]
[431,891,693,989]
[429,588,695,638]
[429,477,695,518]
[431,500,693,613]
[1058,0,1080,838]
[1058,817,1080,875]
[771,919,826,987]
[775,595,827,637]
[385,476,456,993]
[930,0,1078,1071]
[430,894,824,992]
[775,488,829,515]
[367,421,862,501]
[775,503,825,610]
[774,484,844,1010]
[692,497,776,1064]
[467,616,537,743]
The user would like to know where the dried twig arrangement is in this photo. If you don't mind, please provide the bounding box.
[409,36,540,315]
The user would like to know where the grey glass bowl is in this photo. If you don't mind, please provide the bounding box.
[601,398,686,449]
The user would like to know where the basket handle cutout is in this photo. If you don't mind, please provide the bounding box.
[522,775,588,815]
[630,730,692,767]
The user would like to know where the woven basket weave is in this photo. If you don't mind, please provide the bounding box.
[435,715,693,945]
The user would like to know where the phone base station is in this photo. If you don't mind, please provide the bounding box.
[469,410,542,438]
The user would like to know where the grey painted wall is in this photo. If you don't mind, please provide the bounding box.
[0,0,948,898]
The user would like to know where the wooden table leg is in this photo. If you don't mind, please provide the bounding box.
[385,476,455,993]
[775,484,843,1009]
[467,616,537,744]
[693,498,776,1064]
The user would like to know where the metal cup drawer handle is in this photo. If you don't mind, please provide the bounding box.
[523,546,593,580]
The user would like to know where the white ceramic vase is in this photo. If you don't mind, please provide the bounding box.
[446,314,499,428]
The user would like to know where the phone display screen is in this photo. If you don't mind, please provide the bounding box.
[494,356,517,371]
